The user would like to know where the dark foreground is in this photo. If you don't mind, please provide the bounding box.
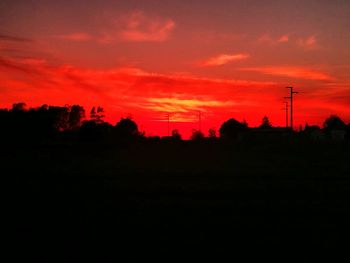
[5,140,350,261]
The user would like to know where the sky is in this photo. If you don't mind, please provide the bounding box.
[1,0,350,137]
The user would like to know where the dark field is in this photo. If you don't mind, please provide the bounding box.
[5,141,350,261]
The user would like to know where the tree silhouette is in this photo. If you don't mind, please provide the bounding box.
[259,116,272,129]
[68,105,85,129]
[219,118,248,140]
[323,115,346,131]
[90,106,105,123]
[46,106,70,131]
[190,129,205,141]
[79,120,98,140]
[0,103,85,141]
[171,129,182,140]
[90,107,96,118]
[2,101,350,145]
[114,117,139,139]
[79,120,113,141]
[12,102,27,112]
[304,124,321,132]
[208,128,217,138]
[346,123,350,139]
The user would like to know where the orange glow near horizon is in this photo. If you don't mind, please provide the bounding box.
[1,1,350,138]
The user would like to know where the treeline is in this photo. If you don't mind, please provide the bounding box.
[0,103,350,144]
[0,103,140,144]
[0,103,85,142]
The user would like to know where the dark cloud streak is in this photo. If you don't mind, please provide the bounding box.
[0,33,32,42]
[0,57,40,74]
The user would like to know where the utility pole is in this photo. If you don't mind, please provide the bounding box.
[198,111,202,132]
[284,101,289,128]
[166,113,170,136]
[285,87,299,130]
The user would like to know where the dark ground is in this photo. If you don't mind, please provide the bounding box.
[4,140,350,262]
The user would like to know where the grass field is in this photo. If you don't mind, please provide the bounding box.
[5,140,350,261]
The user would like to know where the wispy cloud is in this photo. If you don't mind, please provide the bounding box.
[258,34,290,46]
[0,33,32,54]
[258,33,321,51]
[50,12,175,44]
[95,11,177,44]
[199,53,250,67]
[145,97,237,113]
[0,57,42,74]
[278,35,289,43]
[118,11,175,42]
[241,66,334,81]
[54,33,92,42]
[297,35,320,50]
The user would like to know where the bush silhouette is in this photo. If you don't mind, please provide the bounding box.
[219,118,248,140]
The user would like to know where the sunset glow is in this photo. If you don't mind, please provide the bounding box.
[1,0,350,137]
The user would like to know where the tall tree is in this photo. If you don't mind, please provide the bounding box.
[259,116,272,129]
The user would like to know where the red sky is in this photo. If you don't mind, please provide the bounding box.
[1,0,350,137]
